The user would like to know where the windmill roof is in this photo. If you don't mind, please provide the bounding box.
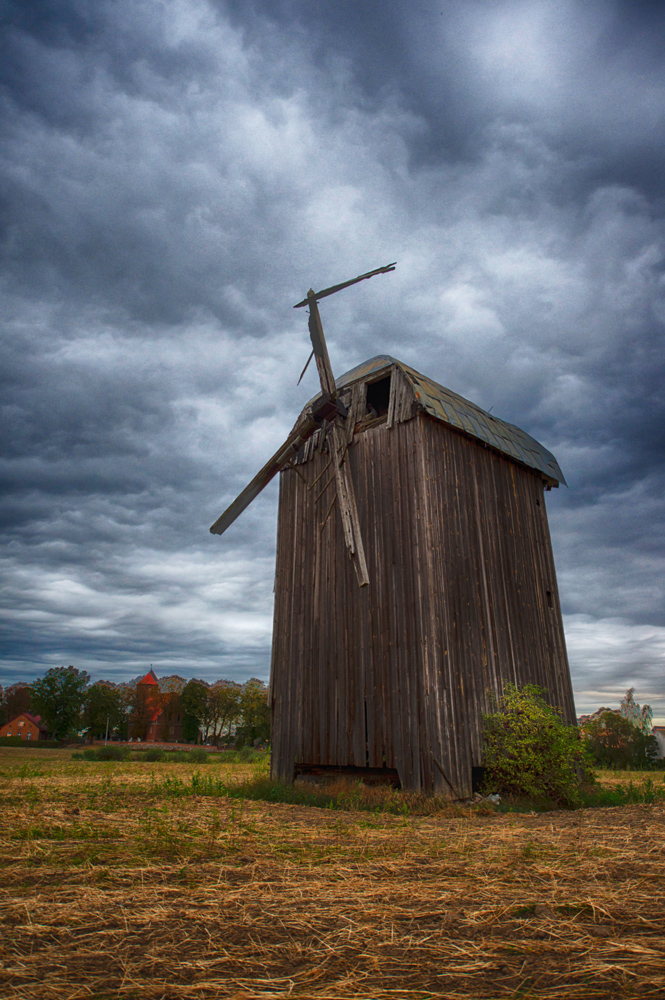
[329,355,566,486]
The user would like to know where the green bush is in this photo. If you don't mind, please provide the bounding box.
[142,748,165,762]
[188,747,209,764]
[95,745,130,761]
[482,684,592,808]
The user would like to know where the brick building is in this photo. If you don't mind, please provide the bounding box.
[0,713,49,741]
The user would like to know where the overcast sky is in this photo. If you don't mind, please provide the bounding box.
[1,0,664,720]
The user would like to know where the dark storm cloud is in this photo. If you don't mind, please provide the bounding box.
[1,0,664,718]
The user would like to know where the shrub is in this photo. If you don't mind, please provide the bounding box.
[188,748,209,764]
[142,748,165,762]
[482,684,592,808]
[95,745,130,761]
[82,748,97,760]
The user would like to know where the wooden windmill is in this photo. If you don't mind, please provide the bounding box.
[211,266,576,797]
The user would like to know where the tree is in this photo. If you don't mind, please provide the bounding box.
[237,678,270,747]
[3,683,32,723]
[181,680,209,743]
[584,711,659,769]
[208,682,242,745]
[116,683,136,739]
[482,684,590,807]
[31,666,90,740]
[83,683,125,741]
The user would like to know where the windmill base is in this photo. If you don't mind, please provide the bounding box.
[294,764,401,788]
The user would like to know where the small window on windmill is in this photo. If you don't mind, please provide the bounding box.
[365,375,391,418]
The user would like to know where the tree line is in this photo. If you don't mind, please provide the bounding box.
[0,666,270,746]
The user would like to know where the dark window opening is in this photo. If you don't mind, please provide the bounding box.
[365,376,391,418]
[546,590,553,609]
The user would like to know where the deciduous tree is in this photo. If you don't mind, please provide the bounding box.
[181,680,209,743]
[237,678,270,747]
[83,683,125,741]
[208,682,242,745]
[3,683,33,723]
[31,666,90,740]
[584,711,659,769]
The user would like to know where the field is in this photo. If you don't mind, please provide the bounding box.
[1,748,664,999]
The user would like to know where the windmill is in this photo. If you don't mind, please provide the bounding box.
[210,266,576,796]
[210,262,396,588]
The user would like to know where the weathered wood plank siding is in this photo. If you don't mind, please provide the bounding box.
[270,404,575,795]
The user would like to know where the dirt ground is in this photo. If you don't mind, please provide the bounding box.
[0,749,664,999]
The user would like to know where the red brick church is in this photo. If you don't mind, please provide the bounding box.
[131,669,182,742]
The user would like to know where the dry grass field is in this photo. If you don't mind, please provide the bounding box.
[1,747,664,1000]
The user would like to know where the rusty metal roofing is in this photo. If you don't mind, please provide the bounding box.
[332,355,566,486]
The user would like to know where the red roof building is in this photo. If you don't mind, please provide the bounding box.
[0,713,49,741]
[131,670,182,742]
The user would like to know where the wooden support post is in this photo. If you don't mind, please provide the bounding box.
[307,292,369,588]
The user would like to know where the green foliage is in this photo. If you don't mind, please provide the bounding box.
[182,713,200,742]
[31,666,90,739]
[181,680,208,738]
[188,747,209,764]
[579,775,665,808]
[95,745,130,761]
[2,683,32,724]
[482,684,591,808]
[0,737,62,748]
[235,678,270,747]
[83,683,126,741]
[584,711,659,769]
[142,748,165,761]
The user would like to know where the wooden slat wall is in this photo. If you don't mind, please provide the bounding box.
[270,395,576,795]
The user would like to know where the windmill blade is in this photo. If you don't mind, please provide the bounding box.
[306,292,337,399]
[305,291,369,587]
[210,414,318,536]
[293,262,396,308]
[329,421,369,587]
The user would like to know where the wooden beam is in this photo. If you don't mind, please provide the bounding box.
[306,293,337,399]
[209,413,318,536]
[293,263,396,309]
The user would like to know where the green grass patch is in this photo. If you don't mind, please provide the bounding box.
[0,738,63,748]
[579,776,665,808]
